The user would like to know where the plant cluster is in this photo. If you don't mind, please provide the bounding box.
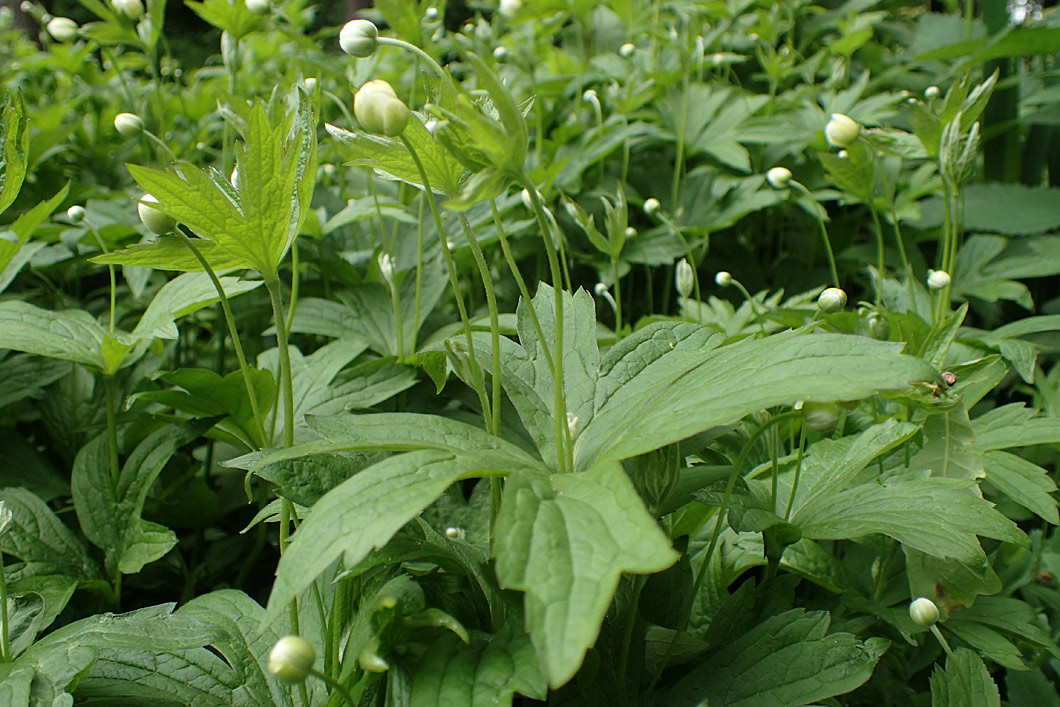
[3,0,1060,705]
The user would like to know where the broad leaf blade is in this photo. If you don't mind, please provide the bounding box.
[0,301,106,369]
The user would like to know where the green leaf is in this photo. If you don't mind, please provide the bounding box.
[984,451,1059,523]
[493,461,678,687]
[0,487,101,580]
[820,139,875,199]
[262,447,525,627]
[0,183,69,293]
[921,302,968,370]
[0,89,29,215]
[952,183,1060,236]
[91,236,255,272]
[72,421,211,576]
[184,0,266,39]
[409,619,547,707]
[1006,668,1060,707]
[667,609,888,707]
[929,647,1000,707]
[0,355,71,410]
[795,475,1027,563]
[130,272,262,341]
[972,403,1060,451]
[909,403,984,482]
[78,590,318,706]
[0,301,107,369]
[6,591,45,658]
[577,326,937,470]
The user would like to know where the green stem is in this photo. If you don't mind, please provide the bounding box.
[792,181,839,287]
[0,547,9,662]
[376,37,449,82]
[782,424,807,521]
[177,231,268,447]
[617,575,647,704]
[611,257,623,334]
[931,624,955,659]
[286,241,300,335]
[265,277,295,448]
[309,668,357,706]
[520,180,571,474]
[399,135,492,425]
[456,213,502,436]
[85,222,116,332]
[103,375,121,486]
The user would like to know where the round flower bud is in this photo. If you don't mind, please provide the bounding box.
[138,194,175,235]
[111,0,144,19]
[66,205,86,222]
[594,282,608,297]
[354,80,410,137]
[624,226,636,238]
[499,0,521,19]
[566,412,581,440]
[675,258,694,299]
[924,85,941,100]
[802,401,839,432]
[339,19,378,58]
[715,271,732,287]
[114,112,143,137]
[909,597,940,627]
[46,17,78,42]
[825,113,860,148]
[837,150,848,159]
[766,166,792,189]
[245,0,269,15]
[425,6,439,20]
[927,269,951,290]
[643,198,660,217]
[868,313,890,340]
[444,526,465,540]
[493,46,508,61]
[817,287,847,313]
[619,42,635,59]
[268,636,316,684]
[302,77,317,93]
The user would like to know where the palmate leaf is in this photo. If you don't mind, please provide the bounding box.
[667,609,888,706]
[493,461,678,687]
[95,97,316,278]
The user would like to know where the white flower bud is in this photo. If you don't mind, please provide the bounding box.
[594,282,608,297]
[425,6,439,20]
[817,287,847,313]
[924,85,941,100]
[675,258,694,298]
[825,113,860,148]
[715,271,732,287]
[302,77,317,93]
[66,205,86,222]
[46,17,78,42]
[138,193,176,235]
[927,269,951,290]
[643,198,660,217]
[499,0,521,19]
[354,80,409,137]
[268,636,316,683]
[445,526,465,540]
[909,597,940,627]
[619,42,635,59]
[112,0,144,19]
[114,112,143,137]
[582,89,598,104]
[339,19,378,58]
[624,226,636,239]
[766,166,791,189]
[493,46,508,61]
[245,0,270,15]
[566,412,580,440]
[837,150,848,159]
[802,401,839,432]
[378,252,394,285]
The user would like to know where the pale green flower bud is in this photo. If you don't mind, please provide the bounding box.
[817,287,847,313]
[245,0,269,15]
[825,113,860,148]
[643,198,660,217]
[46,17,78,42]
[802,401,839,432]
[715,271,732,287]
[340,19,378,57]
[268,636,316,683]
[499,0,521,19]
[114,112,143,137]
[493,45,508,61]
[766,166,791,189]
[138,194,175,235]
[354,80,410,137]
[675,258,694,298]
[924,85,940,100]
[302,77,317,93]
[927,269,950,290]
[909,597,939,627]
[111,0,144,19]
[425,7,439,20]
[619,42,635,59]
[66,205,86,222]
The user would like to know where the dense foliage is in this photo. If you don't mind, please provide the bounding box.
[4,0,1060,704]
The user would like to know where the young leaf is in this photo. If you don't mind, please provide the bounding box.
[493,461,678,687]
[666,609,888,706]
[929,647,1001,707]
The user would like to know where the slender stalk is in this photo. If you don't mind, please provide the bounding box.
[931,624,955,659]
[286,242,300,334]
[265,277,295,448]
[611,257,624,333]
[85,221,116,333]
[0,547,9,662]
[456,213,502,435]
[791,181,840,288]
[782,424,808,521]
[520,179,571,474]
[399,135,492,425]
[376,37,448,81]
[617,575,648,705]
[309,668,357,706]
[177,231,268,447]
[103,375,121,486]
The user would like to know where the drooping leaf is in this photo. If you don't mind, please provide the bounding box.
[493,461,678,687]
[667,609,888,707]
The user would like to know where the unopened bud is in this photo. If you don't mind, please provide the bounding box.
[619,42,635,59]
[498,0,521,19]
[715,271,732,287]
[909,597,940,627]
[825,113,860,148]
[339,19,378,57]
[643,198,660,217]
[46,16,78,42]
[675,258,694,298]
[817,287,847,313]
[268,636,316,683]
[245,0,270,14]
[111,0,144,20]
[766,167,791,189]
[927,269,950,290]
[66,205,86,222]
[138,193,175,235]
[354,80,410,137]
[114,112,143,137]
[924,85,940,100]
